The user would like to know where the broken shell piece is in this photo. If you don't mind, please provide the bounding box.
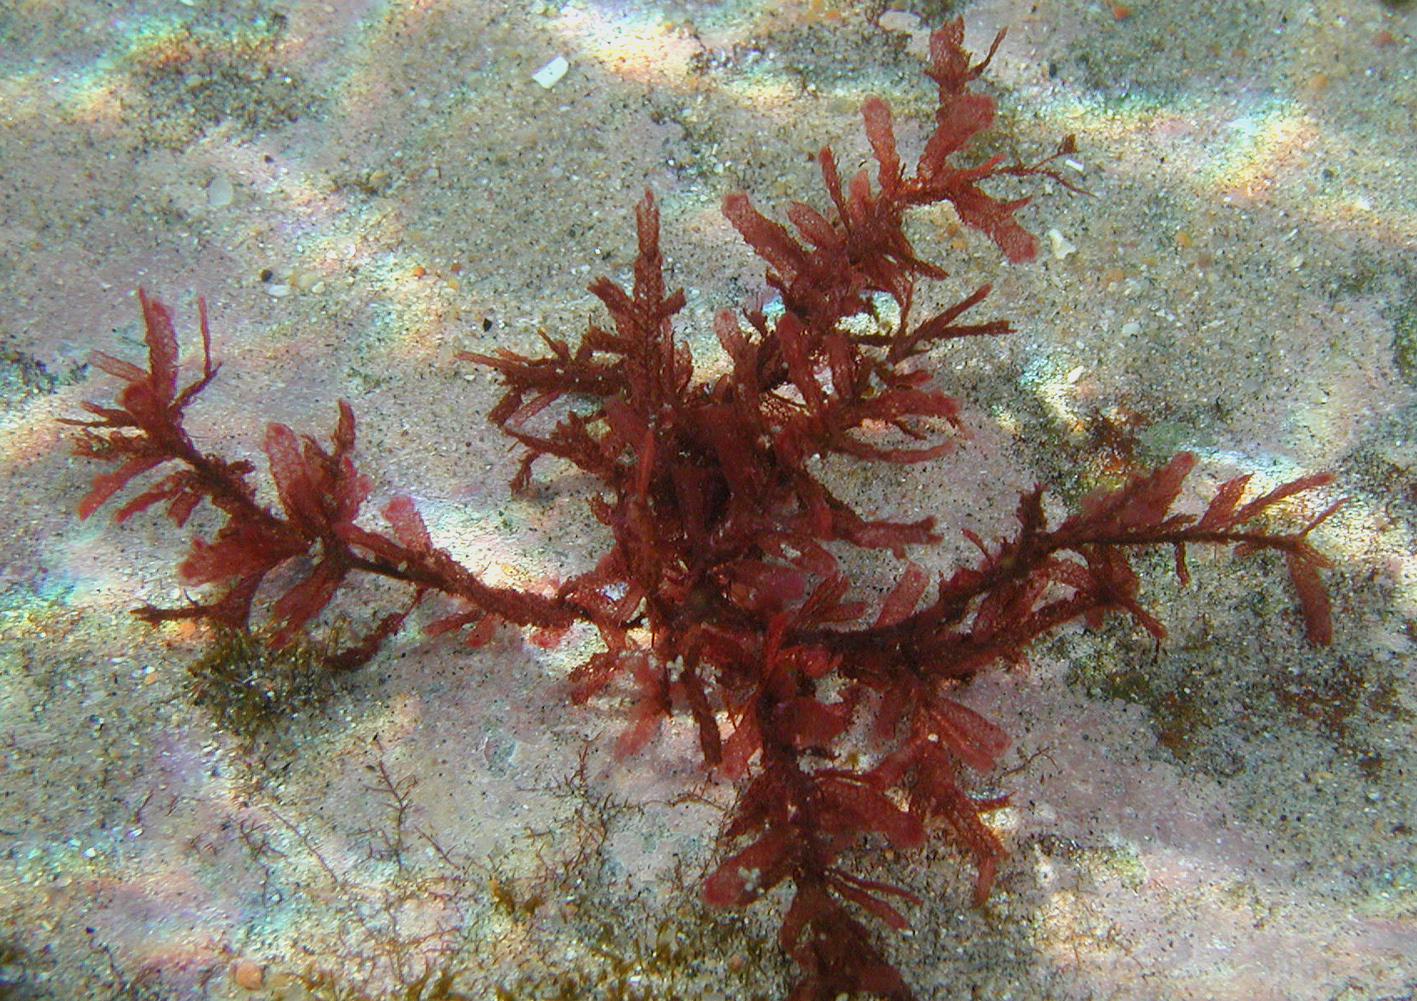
[532,55,569,89]
[206,171,234,209]
[1046,228,1077,260]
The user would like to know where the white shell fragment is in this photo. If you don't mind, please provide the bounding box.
[1046,227,1077,260]
[532,55,569,89]
[206,171,234,208]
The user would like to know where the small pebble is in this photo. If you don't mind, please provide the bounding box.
[292,270,322,292]
[878,11,922,33]
[232,958,264,990]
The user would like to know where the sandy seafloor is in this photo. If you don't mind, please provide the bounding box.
[1,0,1415,998]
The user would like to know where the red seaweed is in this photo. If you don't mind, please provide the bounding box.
[65,19,1339,1000]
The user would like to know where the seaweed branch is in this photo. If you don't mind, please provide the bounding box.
[65,18,1339,1001]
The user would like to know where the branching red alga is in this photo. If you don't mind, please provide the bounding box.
[65,19,1340,1001]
